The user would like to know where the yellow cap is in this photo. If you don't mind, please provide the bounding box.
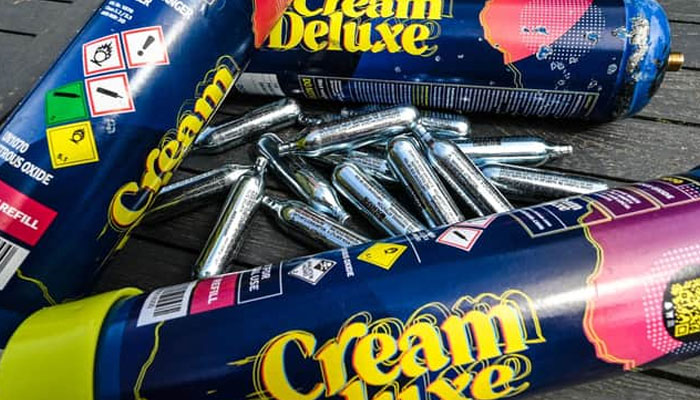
[0,288,142,400]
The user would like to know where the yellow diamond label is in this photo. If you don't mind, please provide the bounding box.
[46,120,99,169]
[357,242,407,270]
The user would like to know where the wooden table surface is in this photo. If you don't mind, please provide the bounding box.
[2,0,700,398]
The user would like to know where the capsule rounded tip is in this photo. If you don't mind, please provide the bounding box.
[667,52,684,72]
[388,134,419,151]
[193,127,222,153]
[284,97,303,113]
[194,267,217,280]
[396,106,421,125]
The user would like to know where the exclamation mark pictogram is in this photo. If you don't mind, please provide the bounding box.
[137,35,156,56]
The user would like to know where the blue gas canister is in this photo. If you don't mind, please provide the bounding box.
[0,0,290,346]
[236,0,681,120]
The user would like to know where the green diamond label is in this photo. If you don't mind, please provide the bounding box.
[45,81,89,126]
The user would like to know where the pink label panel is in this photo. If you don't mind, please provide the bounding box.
[190,274,239,315]
[0,179,57,246]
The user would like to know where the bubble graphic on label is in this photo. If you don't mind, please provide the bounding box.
[534,26,548,35]
[536,45,553,60]
[586,31,600,44]
[457,54,464,59]
[569,57,579,64]
[607,64,618,75]
[394,66,402,73]
[434,55,442,62]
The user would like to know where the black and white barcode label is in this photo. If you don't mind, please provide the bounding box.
[137,281,196,327]
[0,236,29,290]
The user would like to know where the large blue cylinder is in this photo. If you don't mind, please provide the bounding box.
[237,0,673,120]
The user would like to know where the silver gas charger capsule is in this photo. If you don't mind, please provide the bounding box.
[413,124,513,216]
[257,133,349,223]
[193,157,268,279]
[341,105,471,137]
[278,106,419,157]
[145,164,250,222]
[316,150,398,184]
[332,162,426,236]
[455,136,573,166]
[194,98,302,153]
[387,135,463,228]
[262,195,369,249]
[481,163,616,202]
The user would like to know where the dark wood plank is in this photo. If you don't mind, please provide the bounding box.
[0,32,34,116]
[529,372,699,399]
[0,0,78,34]
[639,69,700,124]
[655,359,700,381]
[672,22,700,70]
[477,117,700,181]
[0,0,103,120]
[660,0,700,23]
[93,237,199,294]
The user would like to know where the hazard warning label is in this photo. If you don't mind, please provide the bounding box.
[122,26,169,68]
[85,72,135,117]
[357,242,407,270]
[82,33,125,76]
[436,227,482,252]
[45,81,89,126]
[46,121,99,169]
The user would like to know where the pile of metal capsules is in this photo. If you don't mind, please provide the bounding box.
[145,98,618,279]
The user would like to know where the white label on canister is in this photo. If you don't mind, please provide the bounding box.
[136,281,196,326]
[235,73,284,96]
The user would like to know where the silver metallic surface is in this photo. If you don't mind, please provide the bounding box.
[341,105,471,137]
[332,162,426,236]
[278,106,419,157]
[194,98,301,153]
[413,125,513,217]
[455,136,573,166]
[387,136,463,228]
[194,157,267,279]
[257,133,349,223]
[316,150,398,184]
[262,196,369,249]
[146,164,250,222]
[481,163,613,202]
[297,113,343,126]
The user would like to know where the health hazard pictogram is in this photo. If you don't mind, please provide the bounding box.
[357,242,407,270]
[85,73,135,117]
[122,26,170,68]
[436,227,482,252]
[83,33,125,76]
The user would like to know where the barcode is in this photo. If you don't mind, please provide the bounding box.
[0,236,30,290]
[137,282,196,327]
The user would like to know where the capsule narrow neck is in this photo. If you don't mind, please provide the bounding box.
[277,141,298,155]
[412,124,435,146]
[253,157,269,174]
[548,144,574,157]
[261,195,283,213]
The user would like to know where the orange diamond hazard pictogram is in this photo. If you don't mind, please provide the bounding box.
[357,242,407,270]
